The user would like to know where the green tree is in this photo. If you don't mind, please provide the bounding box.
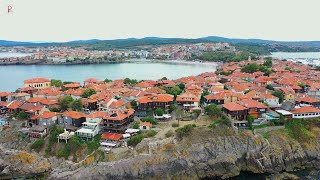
[263,57,272,68]
[241,63,260,73]
[30,139,45,152]
[127,134,144,146]
[104,78,112,83]
[200,91,210,104]
[49,106,61,112]
[81,88,96,98]
[141,116,158,125]
[246,115,254,130]
[193,109,201,118]
[162,86,182,98]
[161,77,168,80]
[69,99,83,111]
[124,78,138,85]
[58,95,74,110]
[132,121,139,129]
[298,82,305,89]
[266,84,275,91]
[51,79,63,87]
[204,104,222,118]
[155,108,165,116]
[244,90,251,94]
[130,100,137,110]
[175,124,196,139]
[177,83,185,90]
[272,91,284,104]
[17,111,28,120]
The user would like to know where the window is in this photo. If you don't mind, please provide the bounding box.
[143,126,146,129]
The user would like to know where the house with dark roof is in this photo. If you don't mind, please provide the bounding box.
[102,109,134,133]
[136,94,173,117]
[222,102,248,120]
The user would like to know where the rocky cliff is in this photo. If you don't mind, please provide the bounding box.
[0,146,51,179]
[47,126,320,180]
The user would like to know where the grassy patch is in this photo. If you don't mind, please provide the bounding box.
[127,134,144,146]
[285,119,313,141]
[144,130,157,138]
[175,124,196,139]
[30,139,45,152]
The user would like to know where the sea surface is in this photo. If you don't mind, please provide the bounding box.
[271,52,320,65]
[0,52,33,58]
[271,52,320,59]
[0,61,216,91]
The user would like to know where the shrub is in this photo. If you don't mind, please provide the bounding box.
[165,130,175,138]
[81,88,96,98]
[171,123,179,127]
[132,121,140,129]
[246,115,254,130]
[285,119,312,141]
[56,147,70,159]
[30,139,45,152]
[141,116,158,125]
[86,134,101,153]
[17,111,28,120]
[155,108,165,116]
[175,124,196,139]
[127,134,144,146]
[144,130,157,138]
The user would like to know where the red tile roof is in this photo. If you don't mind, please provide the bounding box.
[101,133,122,141]
[223,102,248,111]
[139,122,152,127]
[104,109,134,121]
[136,94,174,104]
[40,111,58,119]
[291,106,320,114]
[24,78,50,84]
[63,111,86,119]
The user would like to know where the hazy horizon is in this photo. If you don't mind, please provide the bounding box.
[1,0,320,42]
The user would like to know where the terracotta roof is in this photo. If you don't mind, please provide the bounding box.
[136,94,174,104]
[86,111,108,119]
[135,82,152,88]
[237,99,268,109]
[26,97,46,103]
[63,111,86,119]
[101,133,122,141]
[0,92,11,97]
[144,87,166,94]
[84,78,98,83]
[63,83,81,88]
[24,78,50,84]
[139,122,152,127]
[6,101,22,109]
[40,111,57,119]
[0,101,9,106]
[222,102,248,111]
[291,106,320,114]
[176,92,199,102]
[204,93,225,100]
[104,109,134,121]
[296,97,320,103]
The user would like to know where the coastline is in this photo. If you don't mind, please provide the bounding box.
[0,58,220,66]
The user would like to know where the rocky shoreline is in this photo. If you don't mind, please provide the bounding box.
[1,126,319,180]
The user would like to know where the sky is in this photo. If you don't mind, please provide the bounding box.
[0,0,320,42]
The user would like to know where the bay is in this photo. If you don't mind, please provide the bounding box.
[0,61,216,91]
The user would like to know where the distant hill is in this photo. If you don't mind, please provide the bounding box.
[201,36,320,46]
[1,36,320,49]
